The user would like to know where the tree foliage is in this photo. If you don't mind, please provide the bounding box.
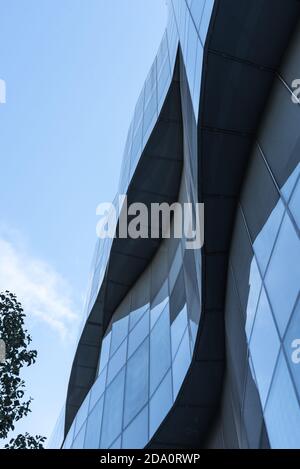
[0,291,45,449]
[4,432,46,449]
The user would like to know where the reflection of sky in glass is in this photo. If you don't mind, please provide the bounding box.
[245,164,300,448]
[60,0,215,449]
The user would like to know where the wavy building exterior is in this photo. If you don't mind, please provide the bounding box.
[50,0,300,449]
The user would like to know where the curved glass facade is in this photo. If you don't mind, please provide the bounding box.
[208,20,300,448]
[51,0,300,450]
[64,208,201,449]
[58,0,215,449]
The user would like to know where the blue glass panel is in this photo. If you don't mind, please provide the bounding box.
[124,338,149,427]
[150,296,168,330]
[172,327,191,397]
[62,421,75,449]
[199,0,214,44]
[130,120,143,173]
[188,318,198,351]
[265,214,300,336]
[100,368,125,448]
[185,15,198,100]
[190,0,205,30]
[150,305,171,395]
[91,366,107,409]
[98,332,111,374]
[157,58,171,109]
[284,298,300,400]
[265,353,300,448]
[253,200,285,274]
[289,176,300,228]
[249,288,280,407]
[149,369,173,438]
[84,395,104,449]
[74,393,90,436]
[281,162,300,201]
[128,310,149,358]
[130,304,149,330]
[122,406,149,449]
[192,39,203,119]
[107,339,127,384]
[109,436,121,449]
[72,422,86,449]
[171,305,188,358]
[110,315,129,356]
[245,257,262,339]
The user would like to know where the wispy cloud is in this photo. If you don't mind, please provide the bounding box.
[0,229,79,340]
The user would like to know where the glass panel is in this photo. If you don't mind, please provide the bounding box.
[149,370,173,438]
[100,368,125,448]
[289,176,300,227]
[157,58,171,109]
[189,318,198,351]
[284,298,300,400]
[281,162,300,201]
[143,91,157,143]
[110,315,129,356]
[72,422,86,449]
[171,305,188,359]
[265,353,300,448]
[109,436,121,449]
[122,406,149,449]
[91,366,107,409]
[84,395,104,449]
[150,305,171,395]
[185,15,198,100]
[74,393,90,436]
[191,0,205,30]
[130,304,148,331]
[169,243,182,292]
[98,332,111,374]
[192,39,203,119]
[124,338,149,427]
[265,214,300,336]
[172,328,191,397]
[107,339,127,385]
[63,421,75,449]
[249,288,280,407]
[128,310,149,358]
[253,200,285,275]
[130,120,143,174]
[199,0,214,44]
[245,257,262,339]
[150,296,168,330]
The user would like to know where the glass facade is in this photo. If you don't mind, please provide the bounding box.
[63,179,202,448]
[59,0,213,448]
[50,0,300,450]
[208,21,300,447]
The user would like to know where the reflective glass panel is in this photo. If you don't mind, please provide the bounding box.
[124,338,149,427]
[122,406,149,449]
[265,353,300,448]
[149,370,173,438]
[150,305,171,395]
[249,288,280,407]
[100,368,125,448]
[265,214,300,336]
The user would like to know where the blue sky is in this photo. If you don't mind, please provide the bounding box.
[0,0,167,442]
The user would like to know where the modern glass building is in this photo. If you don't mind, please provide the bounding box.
[50,0,300,449]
